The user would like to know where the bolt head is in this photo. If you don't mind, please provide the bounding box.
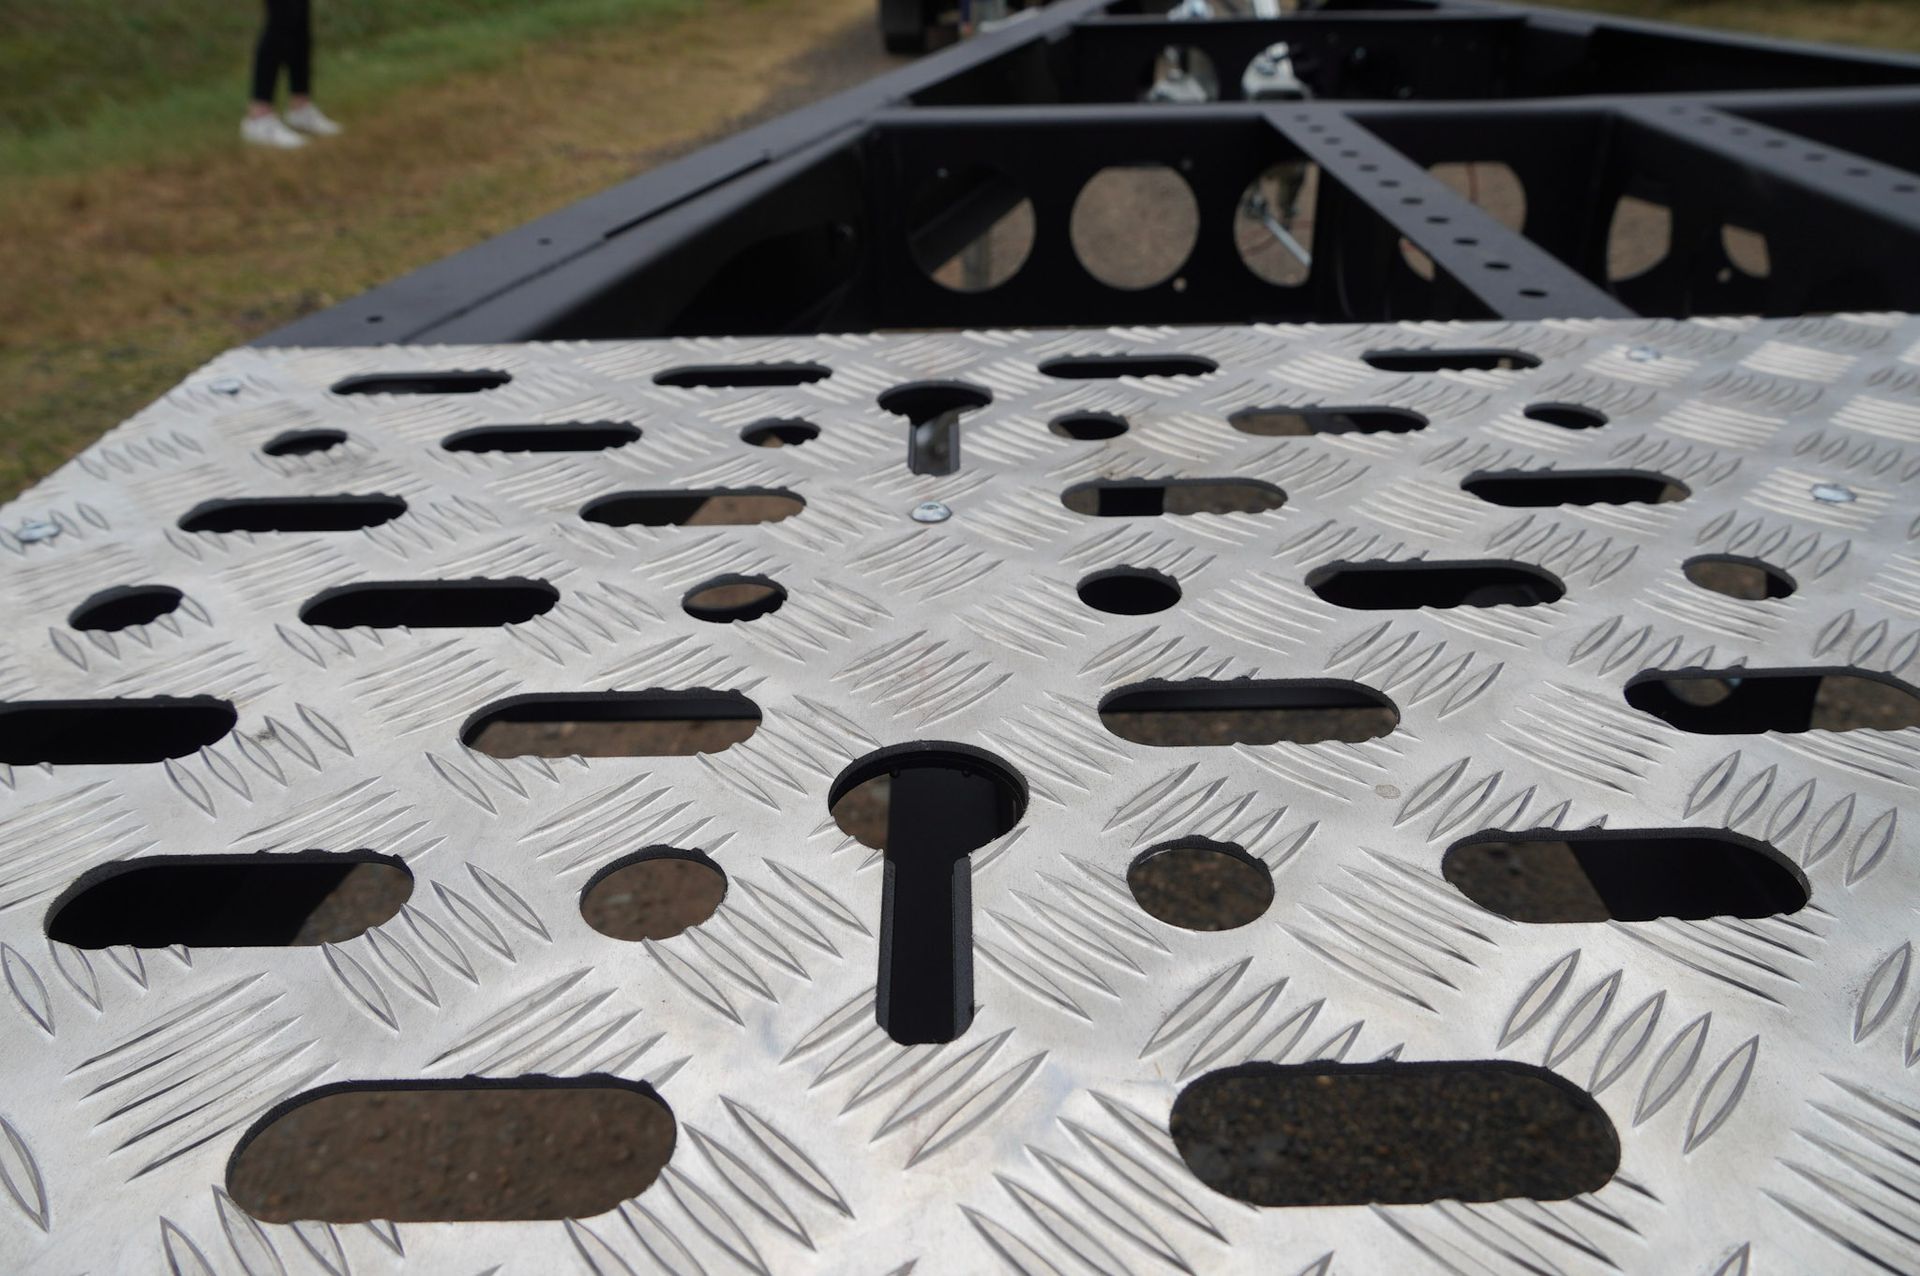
[911,501,952,524]
[1626,345,1662,363]
[1810,482,1857,504]
[16,519,60,544]
[209,377,244,395]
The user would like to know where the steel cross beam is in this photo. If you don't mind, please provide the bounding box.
[1266,104,1633,320]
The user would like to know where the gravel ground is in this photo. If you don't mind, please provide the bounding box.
[1171,1064,1619,1206]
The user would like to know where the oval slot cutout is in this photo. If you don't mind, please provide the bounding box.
[228,1077,675,1222]
[1363,348,1541,372]
[1443,829,1807,923]
[1624,667,1920,734]
[0,696,235,765]
[1308,560,1563,609]
[1062,478,1284,517]
[301,579,558,629]
[1040,354,1218,379]
[47,852,411,948]
[1101,679,1396,745]
[1229,405,1427,437]
[653,362,829,388]
[69,584,183,632]
[332,371,510,395]
[581,489,803,527]
[1684,554,1795,600]
[443,423,639,453]
[179,495,406,533]
[1172,1062,1617,1206]
[464,690,761,758]
[262,428,347,456]
[1129,838,1272,930]
[1462,470,1688,507]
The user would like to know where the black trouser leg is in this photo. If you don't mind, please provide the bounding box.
[251,0,312,103]
[286,0,313,98]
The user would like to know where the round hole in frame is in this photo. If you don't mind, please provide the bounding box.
[908,164,1036,293]
[1071,164,1200,290]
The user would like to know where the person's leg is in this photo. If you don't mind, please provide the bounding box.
[248,0,289,117]
[284,0,313,109]
[243,0,311,145]
[280,0,342,136]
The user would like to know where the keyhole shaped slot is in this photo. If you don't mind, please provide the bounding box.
[830,744,1026,1045]
[879,381,992,477]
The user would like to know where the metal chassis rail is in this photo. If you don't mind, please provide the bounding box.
[261,0,1920,345]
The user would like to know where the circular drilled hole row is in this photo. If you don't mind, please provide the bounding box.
[916,161,1332,295]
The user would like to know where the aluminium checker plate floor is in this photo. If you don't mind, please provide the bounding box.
[0,314,1918,1276]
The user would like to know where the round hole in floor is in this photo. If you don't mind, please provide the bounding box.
[580,848,726,941]
[682,575,787,623]
[1525,402,1608,430]
[70,584,184,632]
[741,418,819,447]
[1128,838,1273,930]
[1683,554,1795,601]
[263,428,347,457]
[1077,566,1181,615]
[1049,411,1129,441]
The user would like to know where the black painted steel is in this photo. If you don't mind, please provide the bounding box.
[262,0,1920,346]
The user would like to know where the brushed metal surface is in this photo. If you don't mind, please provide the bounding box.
[0,315,1916,1274]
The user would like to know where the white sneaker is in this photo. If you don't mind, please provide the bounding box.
[241,113,307,149]
[284,103,343,137]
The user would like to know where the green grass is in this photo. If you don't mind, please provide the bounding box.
[0,0,682,133]
[0,0,865,501]
[0,0,700,177]
[1519,0,1920,54]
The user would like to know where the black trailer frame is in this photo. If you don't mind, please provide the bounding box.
[262,0,1920,346]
